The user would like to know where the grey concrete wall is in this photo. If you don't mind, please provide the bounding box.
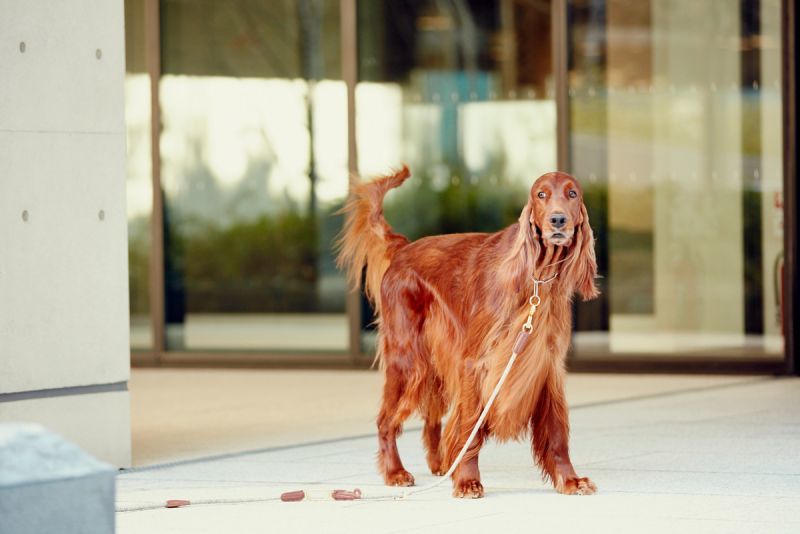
[0,0,131,466]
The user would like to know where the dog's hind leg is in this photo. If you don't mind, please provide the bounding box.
[376,274,434,486]
[376,360,416,487]
[421,377,447,476]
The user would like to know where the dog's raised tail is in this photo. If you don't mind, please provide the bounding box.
[336,166,411,313]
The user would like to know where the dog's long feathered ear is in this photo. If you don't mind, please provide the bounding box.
[565,203,599,301]
[503,196,541,292]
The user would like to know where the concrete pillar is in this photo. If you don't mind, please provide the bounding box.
[0,0,131,467]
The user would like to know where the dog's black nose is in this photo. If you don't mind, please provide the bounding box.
[549,213,568,229]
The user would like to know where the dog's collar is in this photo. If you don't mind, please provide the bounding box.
[532,272,558,286]
[530,255,567,285]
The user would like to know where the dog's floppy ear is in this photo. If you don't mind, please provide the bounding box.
[524,197,542,262]
[565,203,599,301]
[503,195,541,292]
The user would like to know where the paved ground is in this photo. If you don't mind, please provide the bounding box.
[128,369,751,466]
[118,372,800,533]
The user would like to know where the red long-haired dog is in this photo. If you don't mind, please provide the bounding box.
[337,166,599,498]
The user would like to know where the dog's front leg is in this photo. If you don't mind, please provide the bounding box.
[441,375,486,498]
[530,374,596,495]
[451,433,484,499]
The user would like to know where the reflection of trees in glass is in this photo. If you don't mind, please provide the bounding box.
[163,133,326,314]
[382,159,527,242]
[168,136,281,224]
[177,211,318,313]
[128,215,150,315]
[373,117,539,241]
[155,0,344,318]
[126,83,152,318]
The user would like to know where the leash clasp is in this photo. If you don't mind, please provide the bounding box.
[521,273,557,334]
[521,291,538,333]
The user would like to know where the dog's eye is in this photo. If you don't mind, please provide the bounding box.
[537,191,546,199]
[568,190,577,199]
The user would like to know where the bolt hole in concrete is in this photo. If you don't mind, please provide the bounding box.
[98,210,105,221]
[21,210,29,222]
[19,41,25,53]
[96,48,102,59]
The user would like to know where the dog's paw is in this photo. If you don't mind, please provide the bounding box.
[556,476,596,495]
[427,459,445,476]
[453,479,484,499]
[385,469,415,487]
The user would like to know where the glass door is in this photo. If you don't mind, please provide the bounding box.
[569,0,785,362]
[157,0,349,354]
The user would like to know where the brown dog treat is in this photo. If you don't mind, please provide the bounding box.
[331,489,361,501]
[280,490,305,502]
[165,499,190,508]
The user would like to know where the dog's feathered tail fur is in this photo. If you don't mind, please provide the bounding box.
[335,166,411,314]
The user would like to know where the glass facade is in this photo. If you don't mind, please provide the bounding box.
[356,0,557,350]
[124,0,791,368]
[158,0,348,352]
[124,0,153,350]
[570,0,784,360]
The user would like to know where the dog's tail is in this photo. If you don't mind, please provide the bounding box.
[336,166,411,313]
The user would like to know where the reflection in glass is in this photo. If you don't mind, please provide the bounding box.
[356,1,557,349]
[124,0,152,350]
[159,0,347,352]
[570,0,784,359]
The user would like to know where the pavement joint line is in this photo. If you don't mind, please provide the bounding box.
[579,467,800,476]
[566,376,772,411]
[121,428,423,474]
[121,376,774,475]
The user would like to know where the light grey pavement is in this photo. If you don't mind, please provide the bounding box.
[117,374,800,533]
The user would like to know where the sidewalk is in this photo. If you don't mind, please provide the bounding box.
[117,371,800,533]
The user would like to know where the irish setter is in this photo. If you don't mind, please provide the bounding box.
[337,167,599,498]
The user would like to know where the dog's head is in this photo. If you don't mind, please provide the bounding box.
[515,172,599,301]
[529,172,584,248]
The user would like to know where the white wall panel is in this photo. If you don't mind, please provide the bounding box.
[0,0,125,134]
[0,131,129,393]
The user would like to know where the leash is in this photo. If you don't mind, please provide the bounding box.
[117,273,558,511]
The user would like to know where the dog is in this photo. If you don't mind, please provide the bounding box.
[337,166,599,498]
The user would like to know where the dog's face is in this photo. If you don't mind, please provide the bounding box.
[529,172,585,247]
